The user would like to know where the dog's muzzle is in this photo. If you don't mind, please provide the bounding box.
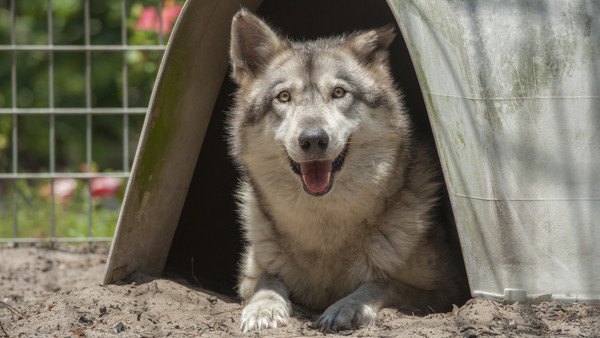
[289,144,349,196]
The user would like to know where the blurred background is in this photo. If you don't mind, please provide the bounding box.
[0,0,184,244]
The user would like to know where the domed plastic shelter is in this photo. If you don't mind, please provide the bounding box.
[104,0,600,303]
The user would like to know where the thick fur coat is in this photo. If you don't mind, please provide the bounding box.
[227,9,469,333]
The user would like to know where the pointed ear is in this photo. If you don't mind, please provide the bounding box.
[230,9,287,83]
[346,25,396,64]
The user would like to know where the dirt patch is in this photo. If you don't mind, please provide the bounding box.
[1,246,107,305]
[1,247,599,337]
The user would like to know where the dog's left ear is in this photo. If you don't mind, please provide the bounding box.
[346,25,396,65]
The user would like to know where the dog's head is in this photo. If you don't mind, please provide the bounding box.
[228,9,411,197]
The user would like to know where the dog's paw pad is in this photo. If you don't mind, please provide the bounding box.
[240,298,289,332]
[315,301,376,333]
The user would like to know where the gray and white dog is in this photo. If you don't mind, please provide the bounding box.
[227,9,468,333]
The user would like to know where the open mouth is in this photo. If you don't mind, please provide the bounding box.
[289,144,349,196]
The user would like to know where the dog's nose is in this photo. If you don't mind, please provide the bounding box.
[298,128,329,153]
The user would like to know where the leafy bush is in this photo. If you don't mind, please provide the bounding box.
[0,0,183,240]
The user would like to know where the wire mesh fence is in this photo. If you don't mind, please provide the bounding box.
[0,0,183,245]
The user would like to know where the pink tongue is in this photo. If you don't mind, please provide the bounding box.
[300,161,332,194]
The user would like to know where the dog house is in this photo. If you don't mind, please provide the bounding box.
[104,0,600,303]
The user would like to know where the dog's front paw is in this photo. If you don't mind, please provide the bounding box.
[316,300,377,332]
[240,297,290,332]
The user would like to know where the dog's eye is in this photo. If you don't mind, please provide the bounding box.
[332,87,346,99]
[277,90,291,103]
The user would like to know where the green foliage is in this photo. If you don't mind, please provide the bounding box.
[0,116,9,158]
[0,0,184,238]
[0,0,183,170]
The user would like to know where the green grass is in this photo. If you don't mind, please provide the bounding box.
[0,179,122,239]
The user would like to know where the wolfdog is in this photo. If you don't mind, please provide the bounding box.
[227,9,469,333]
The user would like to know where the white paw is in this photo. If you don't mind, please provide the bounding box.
[240,297,290,332]
[316,300,377,332]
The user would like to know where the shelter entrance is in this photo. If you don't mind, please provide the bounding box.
[164,0,429,295]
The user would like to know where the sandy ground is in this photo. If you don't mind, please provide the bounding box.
[1,247,599,337]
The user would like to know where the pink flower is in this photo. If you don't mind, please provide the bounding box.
[39,178,77,203]
[53,178,77,200]
[134,5,182,35]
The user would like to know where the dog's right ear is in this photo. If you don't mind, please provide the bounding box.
[346,25,396,66]
[230,9,286,84]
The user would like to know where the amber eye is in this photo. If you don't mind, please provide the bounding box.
[332,87,346,98]
[277,90,291,103]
